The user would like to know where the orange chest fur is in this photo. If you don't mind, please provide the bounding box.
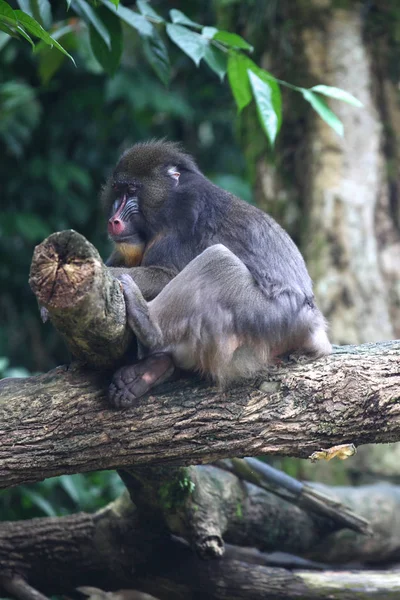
[117,243,145,267]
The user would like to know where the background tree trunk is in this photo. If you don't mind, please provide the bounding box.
[235,0,400,483]
[244,0,400,344]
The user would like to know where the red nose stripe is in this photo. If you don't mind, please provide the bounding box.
[108,194,127,235]
[108,219,125,235]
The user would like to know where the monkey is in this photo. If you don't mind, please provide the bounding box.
[103,140,331,408]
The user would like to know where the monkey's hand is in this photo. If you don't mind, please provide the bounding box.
[117,274,163,349]
[109,353,175,409]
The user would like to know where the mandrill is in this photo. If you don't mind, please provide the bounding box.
[102,140,331,408]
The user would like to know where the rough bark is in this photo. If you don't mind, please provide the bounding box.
[28,230,132,368]
[0,486,399,600]
[300,3,392,344]
[1,339,400,489]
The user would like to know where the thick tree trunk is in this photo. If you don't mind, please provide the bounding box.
[250,1,400,345]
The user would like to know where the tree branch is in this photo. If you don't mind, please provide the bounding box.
[1,338,400,488]
[29,230,132,368]
[2,488,400,600]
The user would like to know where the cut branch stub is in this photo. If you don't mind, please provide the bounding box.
[30,230,99,309]
[29,230,132,368]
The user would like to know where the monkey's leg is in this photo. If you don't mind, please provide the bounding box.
[109,275,175,409]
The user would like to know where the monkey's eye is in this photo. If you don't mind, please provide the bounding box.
[167,166,180,184]
[127,185,137,196]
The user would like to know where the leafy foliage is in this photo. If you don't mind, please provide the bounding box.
[0,1,362,145]
[0,471,125,520]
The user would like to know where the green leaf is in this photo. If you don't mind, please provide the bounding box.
[22,488,57,517]
[311,84,363,108]
[169,8,201,29]
[227,53,252,112]
[248,63,281,140]
[214,30,253,51]
[16,24,34,47]
[302,89,344,136]
[101,0,153,37]
[248,69,280,145]
[142,29,170,86]
[166,23,207,66]
[0,21,17,37]
[38,27,76,83]
[73,0,110,49]
[204,45,226,80]
[13,10,75,62]
[89,6,122,75]
[38,39,65,82]
[137,0,164,23]
[0,0,17,27]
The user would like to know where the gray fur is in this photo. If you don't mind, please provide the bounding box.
[142,245,331,385]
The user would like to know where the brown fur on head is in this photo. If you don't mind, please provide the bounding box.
[101,140,199,224]
[116,139,198,178]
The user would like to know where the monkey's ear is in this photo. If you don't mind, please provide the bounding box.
[167,166,180,185]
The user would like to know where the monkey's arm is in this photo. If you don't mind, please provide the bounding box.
[107,265,177,301]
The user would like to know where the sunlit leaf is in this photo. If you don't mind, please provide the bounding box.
[101,0,153,37]
[202,25,218,38]
[166,23,207,66]
[302,89,344,136]
[169,8,201,29]
[73,0,111,49]
[227,53,252,112]
[17,0,52,28]
[214,30,253,51]
[89,7,122,75]
[142,29,170,86]
[14,10,75,62]
[311,84,363,107]
[137,0,163,23]
[248,70,280,145]
[247,62,281,140]
[204,45,226,80]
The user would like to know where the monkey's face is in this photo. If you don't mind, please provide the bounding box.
[104,143,187,240]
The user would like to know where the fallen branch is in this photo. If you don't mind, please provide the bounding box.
[2,488,400,600]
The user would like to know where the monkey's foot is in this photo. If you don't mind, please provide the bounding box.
[109,353,175,409]
[117,273,163,349]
